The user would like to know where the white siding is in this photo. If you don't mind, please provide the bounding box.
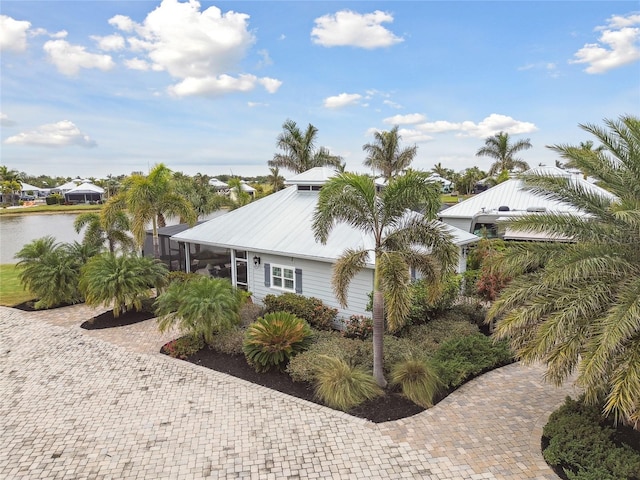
[248,252,374,323]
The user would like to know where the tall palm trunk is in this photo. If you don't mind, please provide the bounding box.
[152,216,160,259]
[372,266,387,388]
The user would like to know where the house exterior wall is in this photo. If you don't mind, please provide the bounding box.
[439,217,472,233]
[246,252,374,323]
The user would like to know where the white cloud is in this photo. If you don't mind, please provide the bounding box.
[125,57,152,71]
[43,40,115,75]
[248,102,268,108]
[168,74,281,97]
[323,93,362,109]
[0,15,31,52]
[91,34,125,51]
[383,113,426,125]
[311,10,403,49]
[256,49,272,68]
[570,12,640,73]
[365,126,432,143]
[4,120,97,148]
[416,114,537,138]
[0,113,16,127]
[109,0,280,97]
[382,99,402,109]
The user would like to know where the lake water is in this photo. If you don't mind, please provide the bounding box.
[0,213,83,264]
[0,211,226,264]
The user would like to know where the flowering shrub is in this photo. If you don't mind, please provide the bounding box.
[162,335,204,359]
[342,315,373,340]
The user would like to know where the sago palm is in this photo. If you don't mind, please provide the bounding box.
[476,131,532,176]
[313,171,458,387]
[363,126,417,181]
[268,119,342,174]
[103,163,197,258]
[155,276,242,345]
[488,115,640,426]
[15,237,96,309]
[80,253,168,317]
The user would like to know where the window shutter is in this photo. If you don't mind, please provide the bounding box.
[264,263,270,287]
[295,268,302,293]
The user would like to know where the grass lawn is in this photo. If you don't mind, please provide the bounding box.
[0,264,31,306]
[0,204,102,216]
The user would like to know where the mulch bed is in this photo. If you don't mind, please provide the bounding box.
[175,348,425,423]
[12,300,79,311]
[80,309,156,330]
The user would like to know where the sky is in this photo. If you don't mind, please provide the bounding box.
[0,1,638,180]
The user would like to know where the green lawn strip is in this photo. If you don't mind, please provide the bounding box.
[0,264,31,306]
[0,204,102,216]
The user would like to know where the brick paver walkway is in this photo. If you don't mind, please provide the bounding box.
[0,305,578,479]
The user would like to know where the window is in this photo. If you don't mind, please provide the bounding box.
[272,265,295,291]
[264,263,302,293]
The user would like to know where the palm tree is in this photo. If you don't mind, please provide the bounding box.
[74,211,134,254]
[173,172,226,220]
[103,163,197,258]
[80,253,168,317]
[0,165,22,205]
[363,126,417,181]
[487,115,640,426]
[226,177,252,209]
[313,171,458,387]
[266,166,285,193]
[155,276,242,345]
[269,119,342,174]
[15,237,99,309]
[476,131,532,176]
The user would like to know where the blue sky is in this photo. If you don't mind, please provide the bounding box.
[1,1,638,179]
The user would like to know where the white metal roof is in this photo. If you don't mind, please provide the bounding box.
[20,182,46,192]
[173,184,478,266]
[439,166,616,220]
[208,178,228,188]
[285,167,337,186]
[65,182,105,194]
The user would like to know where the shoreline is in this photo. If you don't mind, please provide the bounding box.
[0,206,102,217]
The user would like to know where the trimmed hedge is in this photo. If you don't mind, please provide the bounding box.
[263,293,337,330]
[543,396,640,480]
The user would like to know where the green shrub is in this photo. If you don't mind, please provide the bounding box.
[406,275,462,325]
[263,293,337,330]
[313,356,383,411]
[166,271,199,285]
[342,315,373,340]
[243,311,313,372]
[400,318,479,352]
[433,334,513,389]
[239,302,264,327]
[390,359,441,408]
[286,331,370,382]
[162,335,204,359]
[45,193,63,205]
[208,327,245,355]
[543,396,640,480]
[286,333,422,383]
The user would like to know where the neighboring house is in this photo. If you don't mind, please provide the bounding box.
[439,165,616,240]
[208,178,229,192]
[428,174,454,193]
[20,182,49,198]
[172,167,479,320]
[52,179,82,194]
[63,182,105,203]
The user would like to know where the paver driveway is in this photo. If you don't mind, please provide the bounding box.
[0,305,578,479]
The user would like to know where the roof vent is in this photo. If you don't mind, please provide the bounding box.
[498,206,510,212]
[526,206,547,213]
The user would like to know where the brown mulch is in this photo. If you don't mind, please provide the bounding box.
[80,309,156,330]
[12,300,79,311]
[176,348,425,423]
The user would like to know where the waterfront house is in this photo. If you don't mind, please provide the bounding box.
[172,168,479,320]
[438,165,616,240]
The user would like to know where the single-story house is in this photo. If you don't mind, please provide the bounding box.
[208,178,229,191]
[439,165,616,240]
[172,167,479,320]
[63,182,105,203]
[52,179,83,194]
[20,182,49,198]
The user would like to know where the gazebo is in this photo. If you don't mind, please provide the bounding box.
[64,183,105,203]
